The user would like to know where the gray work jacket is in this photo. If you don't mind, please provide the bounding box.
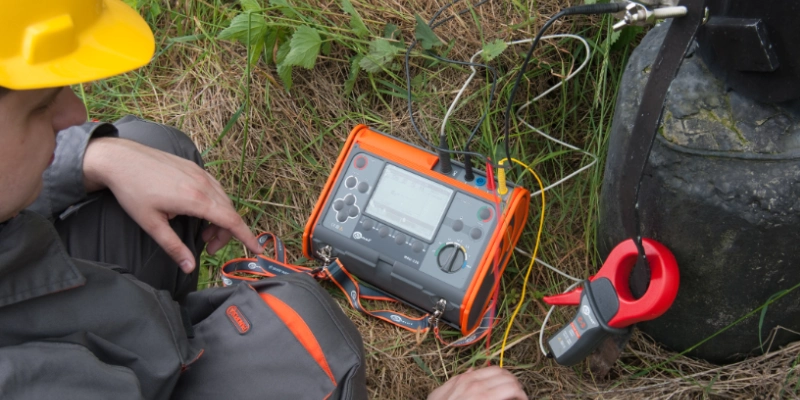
[0,124,198,399]
[27,121,117,220]
[0,211,200,399]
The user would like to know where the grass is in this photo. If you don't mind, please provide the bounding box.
[81,0,799,398]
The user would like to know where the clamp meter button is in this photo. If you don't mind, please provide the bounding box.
[412,241,425,253]
[379,227,390,237]
[470,228,483,240]
[344,194,356,206]
[345,176,357,189]
[333,199,344,211]
[394,233,407,245]
[357,181,370,193]
[354,155,367,169]
[452,219,464,232]
[478,207,492,221]
[361,219,375,230]
[437,244,466,273]
[336,213,348,223]
[348,207,360,218]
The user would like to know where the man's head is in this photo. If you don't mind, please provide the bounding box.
[0,0,154,221]
[0,86,89,220]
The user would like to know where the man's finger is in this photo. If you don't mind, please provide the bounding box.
[428,366,527,400]
[169,198,259,255]
[459,366,507,381]
[145,217,196,273]
[477,373,523,393]
[206,229,234,255]
[202,224,220,243]
[174,188,259,254]
[203,208,260,253]
[485,384,527,400]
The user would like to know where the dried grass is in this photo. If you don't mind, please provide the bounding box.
[82,0,800,398]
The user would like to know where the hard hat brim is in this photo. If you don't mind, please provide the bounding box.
[0,0,155,90]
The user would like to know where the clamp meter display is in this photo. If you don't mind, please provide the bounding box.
[303,125,530,333]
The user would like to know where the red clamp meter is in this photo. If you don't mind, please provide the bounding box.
[303,125,530,334]
[543,238,679,366]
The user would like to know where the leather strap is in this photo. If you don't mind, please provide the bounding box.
[220,233,494,348]
[620,0,707,298]
[589,0,709,377]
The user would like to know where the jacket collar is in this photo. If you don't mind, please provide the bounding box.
[0,211,86,308]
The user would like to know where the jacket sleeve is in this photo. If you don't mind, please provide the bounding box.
[0,341,143,400]
[26,122,119,219]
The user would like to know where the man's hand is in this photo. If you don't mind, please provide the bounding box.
[427,366,527,400]
[83,137,261,273]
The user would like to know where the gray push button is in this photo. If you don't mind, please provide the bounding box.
[345,176,357,189]
[379,227,390,237]
[357,181,369,193]
[355,156,367,169]
[337,213,348,223]
[348,207,359,217]
[333,199,344,211]
[470,228,482,240]
[395,233,407,245]
[452,219,464,232]
[412,241,424,253]
[362,219,375,230]
[479,207,492,220]
[344,194,356,206]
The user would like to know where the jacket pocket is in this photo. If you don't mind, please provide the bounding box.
[0,341,143,400]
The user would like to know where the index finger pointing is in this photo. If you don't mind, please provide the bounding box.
[203,207,260,254]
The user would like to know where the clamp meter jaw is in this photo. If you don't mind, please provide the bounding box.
[303,125,530,334]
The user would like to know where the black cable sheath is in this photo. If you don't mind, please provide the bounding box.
[501,2,626,174]
[500,10,564,174]
[405,0,499,166]
[561,3,627,15]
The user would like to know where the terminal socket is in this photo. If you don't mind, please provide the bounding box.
[438,135,453,174]
[463,154,475,182]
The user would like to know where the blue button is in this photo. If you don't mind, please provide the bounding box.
[475,177,486,187]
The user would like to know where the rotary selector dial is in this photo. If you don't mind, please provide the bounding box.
[437,243,467,273]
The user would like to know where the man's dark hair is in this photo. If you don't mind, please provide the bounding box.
[0,86,8,98]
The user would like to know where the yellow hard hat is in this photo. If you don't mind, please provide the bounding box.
[0,0,155,90]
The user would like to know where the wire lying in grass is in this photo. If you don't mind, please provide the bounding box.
[442,34,597,198]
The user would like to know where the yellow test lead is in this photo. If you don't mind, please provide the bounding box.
[499,158,545,367]
[497,159,509,196]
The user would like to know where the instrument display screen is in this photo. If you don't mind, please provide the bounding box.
[365,164,453,241]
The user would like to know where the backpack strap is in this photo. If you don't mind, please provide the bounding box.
[220,233,494,347]
[321,259,495,348]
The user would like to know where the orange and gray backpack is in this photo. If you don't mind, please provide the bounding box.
[172,234,368,400]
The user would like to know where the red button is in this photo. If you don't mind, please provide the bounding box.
[354,155,367,170]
